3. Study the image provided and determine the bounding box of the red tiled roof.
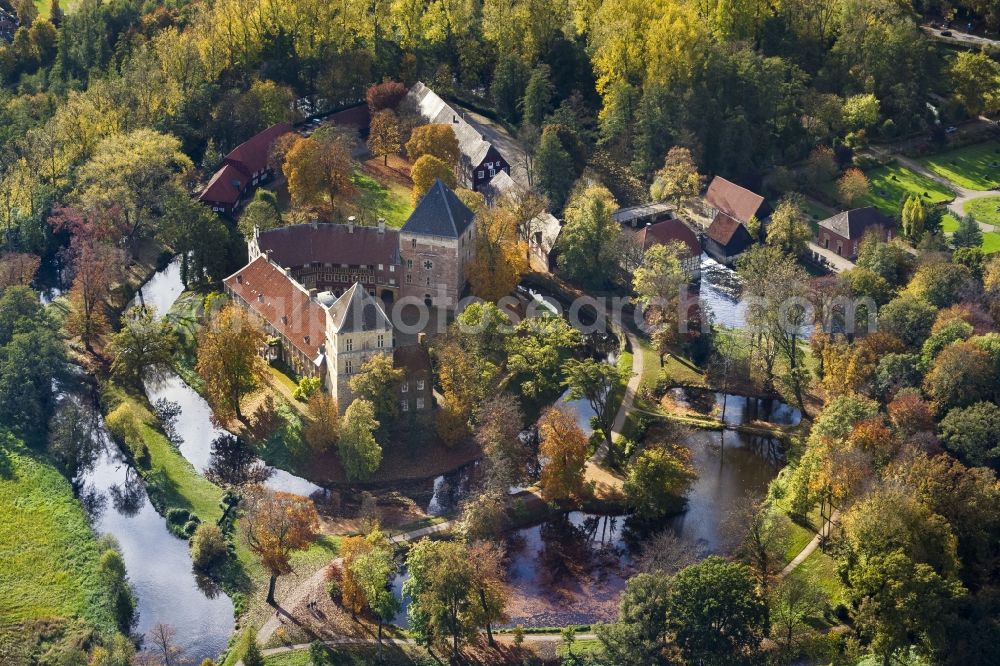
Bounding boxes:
[707,212,748,246]
[257,223,400,268]
[199,163,247,206]
[636,219,700,258]
[705,176,767,223]
[223,256,327,362]
[224,122,293,177]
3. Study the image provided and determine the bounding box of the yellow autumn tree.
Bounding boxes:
[405,123,460,166]
[410,154,457,203]
[538,405,589,501]
[467,205,528,303]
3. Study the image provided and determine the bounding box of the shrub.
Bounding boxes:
[183,518,201,536]
[293,376,321,401]
[190,523,228,570]
[166,508,190,526]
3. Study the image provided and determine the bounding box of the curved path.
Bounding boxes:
[779,510,840,578]
[260,632,600,658]
[255,519,453,647]
[894,154,998,233]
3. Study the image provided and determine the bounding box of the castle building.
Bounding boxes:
[223,178,477,410]
[399,178,476,309]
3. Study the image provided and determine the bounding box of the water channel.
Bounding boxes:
[54,256,328,661]
[62,385,234,663]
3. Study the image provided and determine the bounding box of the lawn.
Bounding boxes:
[919,141,1000,191]
[942,207,1000,254]
[965,195,1000,228]
[0,435,117,645]
[860,165,955,216]
[348,157,415,228]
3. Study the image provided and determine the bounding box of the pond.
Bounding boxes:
[390,511,631,629]
[131,258,323,498]
[62,390,234,663]
[667,388,802,426]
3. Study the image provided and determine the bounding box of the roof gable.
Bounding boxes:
[707,212,752,246]
[637,219,701,258]
[402,179,476,238]
[199,163,248,205]
[818,207,891,240]
[222,256,327,362]
[705,176,768,223]
[408,82,501,168]
[327,282,393,334]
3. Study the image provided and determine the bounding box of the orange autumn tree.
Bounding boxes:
[240,486,320,605]
[283,129,355,215]
[196,304,268,422]
[537,405,589,501]
[466,205,528,303]
[368,109,401,166]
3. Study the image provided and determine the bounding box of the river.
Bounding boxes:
[61,255,329,662]
[61,387,234,663]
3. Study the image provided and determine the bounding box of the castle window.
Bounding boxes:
[401,381,408,393]
[401,399,409,412]
[345,359,353,374]
[407,259,413,269]
[346,338,353,351]
[426,277,431,286]
[416,398,425,410]
[411,238,416,248]
[378,264,383,270]
[478,170,484,179]
[390,265,395,272]
[417,380,425,391]
[406,274,412,284]
[377,334,384,348]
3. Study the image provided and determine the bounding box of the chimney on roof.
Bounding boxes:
[308,288,317,297]
[377,218,385,234]
[257,293,264,303]
[452,114,457,123]
[347,216,356,233]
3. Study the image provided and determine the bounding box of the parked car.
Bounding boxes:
[945,126,958,134]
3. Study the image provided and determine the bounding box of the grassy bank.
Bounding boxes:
[0,433,118,660]
[101,383,224,523]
